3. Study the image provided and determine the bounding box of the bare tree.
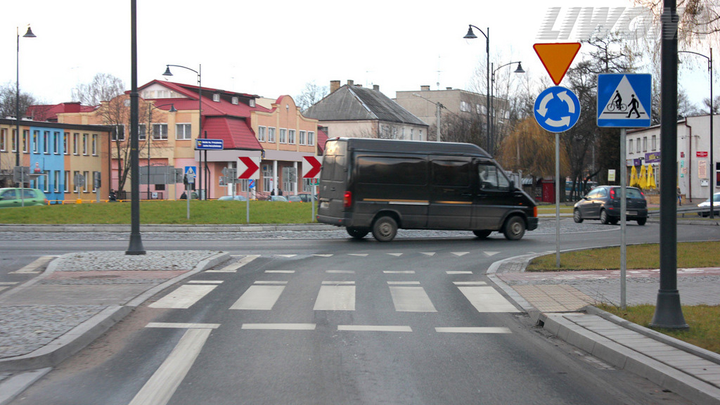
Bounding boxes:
[632,0,720,47]
[295,81,328,112]
[0,82,38,119]
[72,73,125,106]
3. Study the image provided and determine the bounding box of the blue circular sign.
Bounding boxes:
[533,86,581,133]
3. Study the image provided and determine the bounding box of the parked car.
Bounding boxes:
[268,196,289,202]
[698,192,720,217]
[0,188,48,208]
[573,186,648,225]
[217,195,248,202]
[288,194,317,203]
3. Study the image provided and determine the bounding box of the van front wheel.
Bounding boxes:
[372,216,398,242]
[503,216,525,240]
[347,227,369,239]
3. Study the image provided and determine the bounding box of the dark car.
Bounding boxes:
[289,193,316,203]
[573,186,648,225]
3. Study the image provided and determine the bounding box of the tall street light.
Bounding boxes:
[15,25,36,185]
[679,49,714,219]
[163,64,203,199]
[146,103,176,200]
[127,0,145,255]
[464,24,490,153]
[491,61,524,154]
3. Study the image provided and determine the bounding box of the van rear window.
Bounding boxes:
[356,156,426,185]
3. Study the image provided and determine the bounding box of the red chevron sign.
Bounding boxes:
[302,156,323,178]
[237,157,260,179]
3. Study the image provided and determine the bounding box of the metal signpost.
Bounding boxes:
[185,166,196,219]
[597,73,652,310]
[302,156,323,221]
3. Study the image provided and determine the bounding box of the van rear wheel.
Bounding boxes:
[347,227,369,239]
[503,216,525,240]
[372,216,398,242]
[473,230,492,239]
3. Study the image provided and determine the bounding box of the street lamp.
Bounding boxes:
[464,24,491,153]
[127,0,145,255]
[413,93,444,142]
[163,64,203,199]
[14,25,36,185]
[679,49,714,219]
[491,61,524,154]
[146,103,176,200]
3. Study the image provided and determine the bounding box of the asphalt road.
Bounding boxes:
[4,219,717,404]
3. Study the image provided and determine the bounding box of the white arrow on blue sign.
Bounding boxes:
[184,166,196,184]
[534,86,581,133]
[597,73,652,128]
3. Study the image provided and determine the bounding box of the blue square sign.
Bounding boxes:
[597,74,652,128]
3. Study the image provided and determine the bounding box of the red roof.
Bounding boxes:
[203,116,262,150]
[26,102,96,122]
[317,128,329,153]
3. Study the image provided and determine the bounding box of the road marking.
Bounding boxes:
[387,253,403,257]
[230,284,286,310]
[187,280,223,284]
[387,281,421,285]
[254,281,288,285]
[484,251,500,257]
[0,287,7,293]
[383,271,415,274]
[242,323,316,330]
[338,325,413,332]
[0,282,19,286]
[275,254,297,258]
[129,328,212,405]
[435,327,512,334]
[348,253,368,257]
[313,254,334,257]
[145,322,220,329]
[314,283,355,310]
[9,255,56,274]
[458,286,518,312]
[207,255,258,273]
[446,271,473,275]
[453,281,487,286]
[451,252,470,257]
[326,270,355,274]
[420,252,436,256]
[389,286,437,312]
[149,285,217,309]
[265,270,295,274]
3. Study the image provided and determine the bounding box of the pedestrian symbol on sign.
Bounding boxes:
[597,74,652,128]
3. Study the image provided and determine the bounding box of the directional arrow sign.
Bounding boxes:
[237,157,260,179]
[534,86,581,133]
[302,156,323,178]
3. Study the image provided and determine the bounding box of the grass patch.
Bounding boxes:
[527,241,720,271]
[0,200,317,225]
[598,304,720,354]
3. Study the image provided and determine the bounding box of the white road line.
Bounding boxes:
[458,286,518,312]
[275,254,297,258]
[435,327,512,334]
[9,256,56,274]
[242,323,316,330]
[419,252,436,256]
[313,254,334,257]
[146,322,220,329]
[484,251,500,257]
[338,325,413,332]
[149,285,217,309]
[387,281,421,285]
[209,255,259,273]
[187,280,223,284]
[321,281,355,285]
[384,271,415,274]
[451,252,470,257]
[230,285,285,310]
[389,286,437,312]
[387,253,403,257]
[446,271,473,275]
[314,284,355,310]
[0,287,7,293]
[348,253,368,257]
[453,281,487,286]
[128,328,212,405]
[265,270,295,274]
[0,282,19,286]
[326,270,355,274]
[254,281,288,285]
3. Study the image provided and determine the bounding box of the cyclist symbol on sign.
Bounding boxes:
[608,90,626,112]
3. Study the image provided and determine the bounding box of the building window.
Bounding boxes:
[642,136,647,152]
[33,130,39,153]
[112,125,125,141]
[232,96,239,105]
[64,171,70,192]
[636,137,640,153]
[54,171,60,193]
[299,130,306,145]
[0,128,5,151]
[629,139,633,154]
[460,101,471,112]
[262,165,273,192]
[11,129,17,152]
[73,133,79,155]
[268,127,276,143]
[652,135,657,151]
[73,170,80,192]
[279,129,287,144]
[43,131,50,154]
[258,126,266,142]
[83,134,89,155]
[138,124,147,141]
[176,124,192,140]
[54,132,60,154]
[288,129,296,144]
[63,132,69,155]
[92,134,98,155]
[43,170,50,193]
[84,171,90,192]
[213,94,220,102]
[152,124,168,140]
[23,130,29,153]
[308,131,315,146]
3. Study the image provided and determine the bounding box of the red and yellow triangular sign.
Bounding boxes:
[533,43,581,85]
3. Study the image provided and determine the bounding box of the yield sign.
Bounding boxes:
[533,43,581,85]
[237,157,260,179]
[302,156,323,178]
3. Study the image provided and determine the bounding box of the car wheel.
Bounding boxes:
[573,209,583,223]
[600,209,610,224]
[637,218,647,226]
[609,218,619,225]
[473,230,492,239]
[346,227,369,239]
[372,216,398,242]
[503,216,525,241]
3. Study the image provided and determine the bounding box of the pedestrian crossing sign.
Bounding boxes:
[597,73,652,128]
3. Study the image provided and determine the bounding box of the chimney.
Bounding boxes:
[373,84,380,91]
[330,80,341,93]
[420,85,430,91]
[347,79,354,86]
[446,87,453,90]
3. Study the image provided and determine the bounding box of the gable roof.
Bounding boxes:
[26,102,97,122]
[304,85,427,126]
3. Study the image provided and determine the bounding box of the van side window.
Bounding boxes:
[432,160,470,187]
[478,164,509,191]
[320,156,335,180]
[357,156,426,185]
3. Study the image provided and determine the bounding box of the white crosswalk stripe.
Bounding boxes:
[230,282,287,310]
[149,285,217,309]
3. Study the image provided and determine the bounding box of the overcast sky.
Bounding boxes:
[2,0,713,108]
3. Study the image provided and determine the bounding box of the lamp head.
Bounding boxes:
[23,26,36,38]
[169,104,177,113]
[514,62,525,74]
[464,26,477,40]
[162,66,173,76]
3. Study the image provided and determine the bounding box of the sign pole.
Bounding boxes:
[555,132,561,268]
[246,184,250,224]
[620,128,627,310]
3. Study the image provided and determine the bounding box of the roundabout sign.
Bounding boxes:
[533,86,581,133]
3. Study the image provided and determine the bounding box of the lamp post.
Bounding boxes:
[412,93,444,142]
[127,0,145,255]
[464,25,490,153]
[163,64,203,199]
[14,25,36,185]
[146,103,176,200]
[679,49,714,219]
[491,61,525,154]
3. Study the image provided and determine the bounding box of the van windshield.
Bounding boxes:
[478,164,509,191]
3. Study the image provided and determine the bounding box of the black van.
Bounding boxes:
[317,138,538,242]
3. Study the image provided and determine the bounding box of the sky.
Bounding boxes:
[2,0,715,109]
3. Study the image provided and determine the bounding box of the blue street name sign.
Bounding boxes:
[195,139,224,150]
[534,86,581,133]
[597,73,652,128]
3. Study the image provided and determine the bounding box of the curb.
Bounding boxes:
[0,251,230,373]
[0,224,338,233]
